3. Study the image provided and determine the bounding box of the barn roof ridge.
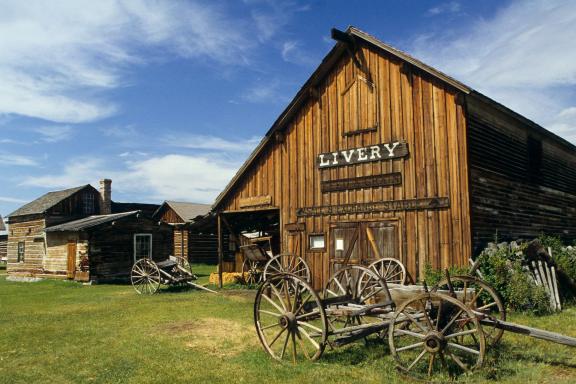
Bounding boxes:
[44,210,140,232]
[154,201,211,223]
[8,184,94,219]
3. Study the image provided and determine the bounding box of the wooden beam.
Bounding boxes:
[217,213,223,289]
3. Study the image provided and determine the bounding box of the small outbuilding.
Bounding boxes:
[153,201,218,264]
[0,215,7,263]
[6,179,170,281]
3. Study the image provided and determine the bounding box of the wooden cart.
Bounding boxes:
[241,244,311,285]
[131,256,216,295]
[253,260,576,381]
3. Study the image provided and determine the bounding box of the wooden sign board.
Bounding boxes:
[321,173,402,193]
[296,197,449,217]
[284,222,306,232]
[316,140,408,169]
[239,195,272,209]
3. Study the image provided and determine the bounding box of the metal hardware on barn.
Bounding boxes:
[253,257,576,381]
[130,255,216,295]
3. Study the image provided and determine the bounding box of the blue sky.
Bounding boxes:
[1,0,575,217]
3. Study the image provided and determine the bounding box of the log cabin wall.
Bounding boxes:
[217,41,471,287]
[467,97,576,253]
[88,217,172,281]
[6,218,47,276]
[45,189,101,226]
[0,235,7,261]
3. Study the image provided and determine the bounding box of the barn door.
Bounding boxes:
[285,229,303,257]
[67,241,77,279]
[364,221,398,265]
[329,222,361,275]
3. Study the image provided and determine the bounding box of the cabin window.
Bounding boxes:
[83,193,95,214]
[134,234,152,261]
[17,241,25,262]
[308,234,325,251]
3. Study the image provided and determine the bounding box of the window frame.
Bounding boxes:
[17,241,25,262]
[308,233,326,252]
[82,193,95,214]
[133,233,153,262]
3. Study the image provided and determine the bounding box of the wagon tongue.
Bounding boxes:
[479,316,576,347]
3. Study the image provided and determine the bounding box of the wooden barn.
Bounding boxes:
[212,27,576,288]
[0,215,7,263]
[153,201,219,264]
[6,179,171,281]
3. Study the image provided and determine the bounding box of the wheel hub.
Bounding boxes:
[424,331,446,353]
[279,312,297,331]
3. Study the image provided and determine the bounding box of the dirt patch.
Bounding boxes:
[164,318,258,358]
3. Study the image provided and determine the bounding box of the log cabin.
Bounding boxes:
[153,201,218,264]
[6,179,171,281]
[212,27,576,288]
[0,215,7,263]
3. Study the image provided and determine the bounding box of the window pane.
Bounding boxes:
[309,235,325,250]
[134,235,152,260]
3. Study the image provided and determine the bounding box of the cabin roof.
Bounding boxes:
[154,201,211,222]
[112,202,160,217]
[8,185,93,218]
[0,214,6,232]
[44,211,140,232]
[211,26,576,210]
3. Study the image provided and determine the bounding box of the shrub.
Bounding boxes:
[538,234,576,284]
[476,244,551,315]
[422,263,470,287]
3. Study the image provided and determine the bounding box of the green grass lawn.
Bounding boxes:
[1,267,575,384]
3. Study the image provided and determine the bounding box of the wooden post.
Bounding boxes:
[217,212,223,289]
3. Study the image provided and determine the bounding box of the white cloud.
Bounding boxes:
[281,40,316,66]
[0,196,28,204]
[163,134,261,152]
[0,152,38,166]
[33,125,73,143]
[240,80,289,104]
[427,1,461,16]
[0,0,254,124]
[411,0,576,144]
[19,153,243,204]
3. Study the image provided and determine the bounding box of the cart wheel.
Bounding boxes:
[435,275,505,347]
[368,258,406,285]
[243,258,263,285]
[254,273,327,363]
[324,266,391,331]
[263,253,311,283]
[389,292,486,381]
[131,258,161,295]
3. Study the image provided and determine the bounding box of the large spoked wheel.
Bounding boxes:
[435,275,505,347]
[389,292,486,382]
[171,256,195,285]
[324,266,391,331]
[131,258,161,295]
[368,258,406,285]
[254,274,328,363]
[242,258,263,285]
[263,253,311,283]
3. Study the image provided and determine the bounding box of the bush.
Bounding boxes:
[476,243,551,315]
[422,263,470,287]
[538,234,576,284]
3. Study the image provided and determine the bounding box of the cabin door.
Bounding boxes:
[67,241,77,279]
[285,228,303,257]
[329,221,399,275]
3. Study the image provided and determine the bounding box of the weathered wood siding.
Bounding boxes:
[88,216,172,280]
[45,188,101,225]
[6,219,47,276]
[218,42,471,286]
[0,235,7,260]
[189,233,218,264]
[467,97,576,252]
[157,206,184,224]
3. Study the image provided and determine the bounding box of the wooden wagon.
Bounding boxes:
[253,258,576,381]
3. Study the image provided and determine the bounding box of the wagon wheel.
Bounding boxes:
[389,292,486,382]
[171,256,195,286]
[324,266,390,332]
[263,253,311,283]
[242,258,263,286]
[254,273,327,363]
[435,275,506,347]
[131,258,161,295]
[368,258,406,285]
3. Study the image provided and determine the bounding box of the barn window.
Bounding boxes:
[308,234,325,251]
[17,241,25,262]
[83,193,95,214]
[340,71,379,136]
[134,234,152,261]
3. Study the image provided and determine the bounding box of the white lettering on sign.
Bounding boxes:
[316,141,408,169]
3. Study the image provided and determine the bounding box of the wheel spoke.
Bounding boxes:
[260,322,280,331]
[280,330,290,359]
[298,326,320,349]
[406,349,427,371]
[445,328,479,339]
[261,291,285,314]
[448,352,470,372]
[477,301,497,311]
[297,320,323,333]
[394,328,426,339]
[428,353,436,377]
[295,331,311,360]
[447,342,480,355]
[396,341,424,352]
[268,327,286,348]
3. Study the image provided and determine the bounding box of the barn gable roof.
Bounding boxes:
[44,211,140,232]
[154,201,211,223]
[212,26,576,210]
[8,185,95,218]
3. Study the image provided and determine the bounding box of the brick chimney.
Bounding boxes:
[99,179,112,215]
